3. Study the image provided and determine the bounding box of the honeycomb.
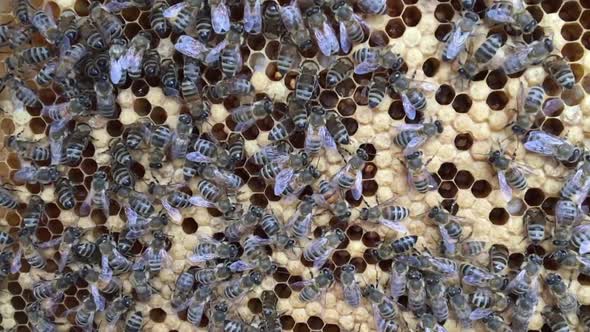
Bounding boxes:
[0,0,590,330]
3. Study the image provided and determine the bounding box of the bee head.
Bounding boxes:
[545,272,561,285]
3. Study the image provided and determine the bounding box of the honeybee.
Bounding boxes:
[525,130,584,165]
[305,105,337,156]
[501,36,553,74]
[280,1,313,51]
[208,77,253,99]
[188,235,240,263]
[293,268,334,302]
[403,151,437,193]
[356,0,386,15]
[560,158,590,206]
[305,6,339,56]
[360,197,410,232]
[6,134,50,161]
[31,6,61,44]
[295,61,320,102]
[160,58,180,97]
[62,123,93,165]
[13,165,60,185]
[89,3,123,42]
[510,83,553,136]
[35,60,58,86]
[205,23,243,76]
[209,0,230,34]
[170,270,195,310]
[485,0,538,34]
[170,114,193,160]
[544,54,576,89]
[7,75,40,107]
[25,302,58,332]
[121,34,150,80]
[389,71,437,120]
[13,228,45,272]
[542,306,571,332]
[222,270,263,300]
[339,263,361,307]
[326,57,354,88]
[261,150,310,193]
[333,1,367,53]
[164,0,205,32]
[187,285,213,326]
[80,170,110,217]
[230,98,273,132]
[244,0,262,34]
[368,76,388,109]
[303,228,346,268]
[545,273,578,316]
[151,0,170,36]
[457,33,504,85]
[393,120,443,155]
[281,164,321,199]
[276,38,301,75]
[442,11,479,62]
[333,147,369,200]
[351,46,404,74]
[105,295,134,327]
[488,148,533,200]
[263,0,285,38]
[362,284,402,323]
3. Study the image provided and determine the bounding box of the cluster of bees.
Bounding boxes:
[0,0,588,331]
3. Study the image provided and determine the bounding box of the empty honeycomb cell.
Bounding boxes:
[336,98,356,117]
[561,23,583,41]
[369,31,390,47]
[385,18,406,39]
[133,98,151,116]
[387,0,405,16]
[434,24,452,42]
[559,1,582,21]
[571,63,585,82]
[334,79,356,98]
[45,202,60,219]
[6,211,20,226]
[11,296,26,310]
[435,84,455,105]
[541,0,563,13]
[289,131,306,149]
[422,58,440,78]
[281,316,296,330]
[150,106,168,124]
[48,219,63,234]
[486,91,509,110]
[8,282,22,295]
[489,207,509,225]
[25,182,41,194]
[247,298,262,314]
[122,7,140,21]
[438,181,458,198]
[323,324,340,332]
[363,162,378,178]
[524,188,545,206]
[320,91,339,109]
[74,0,89,16]
[181,217,198,234]
[362,180,379,196]
[149,308,167,323]
[131,80,149,97]
[68,168,84,184]
[508,252,525,269]
[331,250,351,266]
[29,117,46,134]
[247,35,266,51]
[485,70,508,90]
[106,120,124,137]
[543,76,562,96]
[353,86,370,107]
[527,5,544,23]
[1,118,15,134]
[471,179,492,198]
[362,231,381,247]
[562,42,584,61]
[7,153,21,169]
[582,32,590,51]
[454,133,473,150]
[265,41,280,60]
[250,193,269,207]
[307,316,325,330]
[80,159,97,175]
[541,196,559,215]
[507,198,527,216]
[583,0,590,8]
[579,274,590,286]
[434,3,454,22]
[438,162,458,180]
[14,311,27,325]
[452,94,472,113]
[561,85,584,106]
[385,101,405,119]
[124,22,142,39]
[402,6,421,26]
[454,170,474,189]
[38,88,56,106]
[541,118,564,135]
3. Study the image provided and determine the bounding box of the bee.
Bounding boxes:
[442,11,479,62]
[560,159,590,206]
[548,249,590,274]
[7,76,40,107]
[7,26,32,50]
[545,273,578,316]
[20,195,45,233]
[62,123,93,165]
[305,105,337,156]
[510,84,551,136]
[524,207,547,244]
[287,96,308,131]
[14,0,32,24]
[333,147,368,200]
[223,270,263,300]
[187,285,213,326]
[243,0,262,34]
[108,37,128,84]
[98,234,133,276]
[122,34,150,80]
[425,275,449,323]
[130,261,155,302]
[305,6,339,56]
[0,231,14,247]
[337,264,361,307]
[324,112,350,147]
[194,264,232,284]
[94,79,117,119]
[357,0,386,14]
[74,296,98,328]
[263,0,285,38]
[488,148,531,200]
[0,185,18,209]
[389,71,437,120]
[207,24,243,76]
[352,46,404,75]
[6,135,50,161]
[542,306,571,332]
[227,133,245,164]
[482,313,511,332]
[417,314,446,332]
[505,254,543,295]
[276,40,301,75]
[89,3,123,40]
[147,123,173,169]
[280,1,313,51]
[326,57,353,88]
[169,114,193,160]
[362,284,401,321]
[80,170,110,217]
[194,14,213,42]
[303,229,346,268]
[407,269,427,316]
[42,226,83,272]
[160,59,179,97]
[55,43,89,80]
[13,165,60,185]
[404,151,437,193]
[570,224,590,254]
[209,0,230,34]
[502,36,553,74]
[105,295,134,327]
[80,18,107,49]
[489,244,509,274]
[142,231,171,274]
[35,61,58,86]
[524,130,584,164]
[294,268,334,302]
[360,197,410,232]
[282,165,321,199]
[230,98,273,132]
[555,199,583,236]
[260,290,281,332]
[252,141,293,165]
[209,302,229,331]
[208,77,253,99]
[485,0,538,33]
[124,311,144,332]
[109,139,132,166]
[544,54,576,89]
[333,1,367,53]
[579,306,590,330]
[393,120,444,155]
[188,236,240,263]
[468,288,510,320]
[19,46,51,65]
[72,240,100,264]
[286,196,316,239]
[151,0,171,36]
[447,286,473,328]
[57,9,78,42]
[367,75,388,109]
[389,260,408,299]
[225,205,264,241]
[181,73,200,103]
[261,150,310,191]
[12,228,45,272]
[25,302,57,332]
[142,49,160,78]
[31,7,61,44]
[33,271,78,302]
[171,270,196,310]
[124,121,148,150]
[0,251,13,280]
[295,61,320,102]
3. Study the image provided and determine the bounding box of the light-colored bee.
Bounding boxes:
[25,302,57,332]
[362,284,401,323]
[544,54,576,89]
[208,77,253,99]
[120,34,150,80]
[194,263,232,285]
[160,58,180,97]
[442,11,479,62]
[524,130,584,164]
[293,268,334,302]
[481,313,511,332]
[89,3,123,42]
[510,83,551,136]
[485,0,538,33]
[333,147,368,200]
[280,1,313,51]
[188,235,240,264]
[505,254,543,295]
[80,170,110,217]
[403,151,437,193]
[12,228,45,273]
[524,207,547,244]
[333,1,367,53]
[208,301,229,331]
[457,33,504,86]
[295,61,320,102]
[306,6,341,56]
[340,264,361,307]
[223,270,263,300]
[128,261,155,302]
[357,0,386,14]
[244,0,262,34]
[142,231,171,274]
[230,98,273,132]
[545,273,578,316]
[560,158,590,206]
[468,288,509,320]
[276,38,301,75]
[303,229,346,268]
[501,36,553,74]
[187,285,213,326]
[489,244,509,274]
[0,184,18,210]
[224,205,264,241]
[74,296,98,328]
[368,75,388,109]
[13,165,60,185]
[31,6,61,44]
[542,306,571,332]
[163,0,202,33]
[360,197,410,232]
[352,46,404,74]
[488,148,532,201]
[393,120,443,155]
[389,260,408,299]
[6,135,50,161]
[389,71,437,120]
[417,313,447,332]
[209,0,230,34]
[105,295,134,327]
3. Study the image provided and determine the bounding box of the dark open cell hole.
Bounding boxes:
[435,24,452,42]
[438,162,458,180]
[562,42,584,61]
[337,98,357,116]
[124,23,142,39]
[489,207,509,225]
[122,6,140,21]
[578,274,590,286]
[335,79,356,98]
[422,58,440,77]
[250,193,268,207]
[248,176,267,192]
[182,218,198,234]
[294,322,310,332]
[332,250,351,266]
[149,308,166,323]
[452,93,472,113]
[543,75,562,96]
[308,316,324,330]
[561,23,583,41]
[81,159,98,175]
[106,120,124,137]
[541,118,564,136]
[559,1,582,21]
[25,182,41,194]
[435,84,455,105]
[320,90,339,109]
[280,315,295,330]
[362,180,378,196]
[435,3,454,22]
[438,181,458,198]
[486,91,509,110]
[149,106,168,124]
[362,231,381,247]
[385,19,406,38]
[454,133,473,150]
[29,117,46,134]
[369,31,390,47]
[402,6,421,26]
[133,98,151,116]
[247,34,266,51]
[265,62,281,81]
[524,188,545,206]
[582,11,590,29]
[526,244,545,256]
[387,0,405,16]
[247,298,262,314]
[471,179,491,198]
[363,162,378,178]
[347,225,363,240]
[388,100,406,120]
[263,186,282,202]
[455,170,475,189]
[486,69,508,89]
[508,253,525,269]
[541,0,562,13]
[265,40,280,59]
[45,203,60,219]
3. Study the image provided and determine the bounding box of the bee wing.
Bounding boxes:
[338,22,351,54]
[10,249,22,273]
[320,126,337,150]
[469,308,492,321]
[404,136,428,155]
[160,248,173,268]
[175,35,209,59]
[542,98,564,116]
[99,191,110,217]
[438,225,457,255]
[104,1,135,12]
[524,132,562,155]
[189,196,216,209]
[211,2,230,34]
[497,171,512,201]
[80,186,95,216]
[354,58,379,74]
[110,57,124,83]
[185,151,213,163]
[409,80,438,93]
[235,119,257,133]
[90,284,106,311]
[290,280,314,289]
[13,166,35,182]
[401,93,417,120]
[57,248,70,272]
[379,219,408,233]
[351,170,363,200]
[187,253,216,263]
[313,248,333,270]
[244,0,262,34]
[280,4,303,31]
[205,40,228,65]
[161,198,183,224]
[163,2,188,18]
[36,236,63,248]
[229,260,255,272]
[485,7,515,24]
[395,123,425,131]
[372,303,387,332]
[313,23,339,56]
[100,255,113,283]
[274,168,295,196]
[504,269,526,292]
[500,44,532,73]
[577,255,590,270]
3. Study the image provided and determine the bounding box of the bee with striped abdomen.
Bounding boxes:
[33,271,78,303]
[263,0,284,38]
[326,57,353,88]
[352,46,404,74]
[80,170,110,217]
[303,228,346,268]
[393,120,443,155]
[333,147,369,200]
[524,207,547,244]
[142,231,171,274]
[360,197,410,232]
[229,98,273,132]
[333,1,367,53]
[403,151,437,193]
[188,235,240,264]
[388,71,437,120]
[545,272,578,316]
[293,268,334,302]
[295,61,320,102]
[524,130,584,164]
[441,11,479,62]
[280,1,313,52]
[187,285,213,326]
[208,77,253,99]
[544,54,575,89]
[501,36,553,74]
[12,228,46,273]
[13,165,60,185]
[31,6,61,44]
[223,270,263,300]
[74,296,98,328]
[124,311,144,332]
[6,134,50,161]
[105,295,134,327]
[171,270,196,311]
[488,147,533,201]
[485,0,538,33]
[276,39,301,75]
[25,302,58,332]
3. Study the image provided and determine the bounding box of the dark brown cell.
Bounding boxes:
[543,75,562,96]
[583,32,590,51]
[265,62,282,81]
[133,98,151,116]
[320,90,339,109]
[572,63,585,82]
[248,176,266,192]
[527,5,544,23]
[263,186,282,202]
[435,85,455,105]
[581,10,590,28]
[435,3,454,22]
[388,100,406,120]
[247,298,262,314]
[124,22,142,39]
[80,159,97,175]
[486,70,508,90]
[541,0,562,13]
[106,120,124,137]
[362,180,378,196]
[438,162,458,180]
[387,0,405,16]
[149,308,166,323]
[182,218,198,234]
[265,41,280,59]
[402,6,421,26]
[422,58,440,77]
[561,86,584,106]
[247,34,266,51]
[150,106,168,124]
[471,179,492,198]
[337,98,357,116]
[489,207,509,225]
[324,324,341,332]
[307,316,324,330]
[74,0,90,15]
[281,315,296,330]
[68,168,84,184]
[438,181,458,198]
[435,24,452,42]
[122,6,140,21]
[7,282,22,295]
[454,133,473,150]
[562,43,584,62]
[455,170,475,189]
[362,231,381,247]
[486,91,509,110]
[541,118,564,136]
[524,188,545,206]
[335,79,356,98]
[369,31,390,47]
[250,193,268,208]
[583,0,590,8]
[332,250,351,266]
[385,19,406,38]
[452,94,472,113]
[559,1,582,21]
[508,253,525,269]
[561,23,583,41]
[29,117,46,134]
[578,274,590,286]
[25,182,41,194]
[284,72,298,91]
